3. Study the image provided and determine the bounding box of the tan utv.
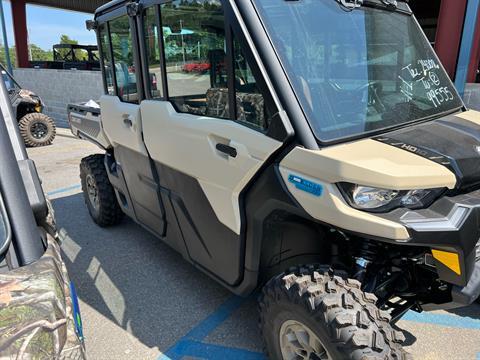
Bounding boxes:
[68,0,480,358]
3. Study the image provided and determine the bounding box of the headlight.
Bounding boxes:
[338,183,445,213]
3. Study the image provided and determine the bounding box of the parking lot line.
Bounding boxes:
[179,295,246,341]
[47,184,81,196]
[163,340,265,360]
[403,311,480,330]
[159,295,250,359]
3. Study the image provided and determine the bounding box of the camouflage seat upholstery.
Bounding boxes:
[206,88,234,119]
[206,88,266,128]
[181,103,207,116]
[236,92,265,128]
[177,88,266,128]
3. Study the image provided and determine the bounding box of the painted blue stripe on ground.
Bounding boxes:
[160,339,265,360]
[403,311,480,330]
[182,295,245,341]
[477,352,480,360]
[47,184,81,196]
[158,295,247,359]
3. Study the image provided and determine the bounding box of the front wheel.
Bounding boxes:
[259,265,411,360]
[19,112,56,147]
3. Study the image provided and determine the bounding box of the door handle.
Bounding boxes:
[122,114,133,127]
[216,143,237,158]
[123,118,133,127]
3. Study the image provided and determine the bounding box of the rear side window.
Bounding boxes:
[144,6,163,99]
[109,15,139,103]
[160,0,230,119]
[98,24,114,95]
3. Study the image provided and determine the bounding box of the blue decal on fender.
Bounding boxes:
[288,174,323,197]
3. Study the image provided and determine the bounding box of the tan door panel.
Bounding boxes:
[100,95,147,155]
[141,100,281,234]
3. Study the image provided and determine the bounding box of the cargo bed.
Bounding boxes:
[68,102,111,149]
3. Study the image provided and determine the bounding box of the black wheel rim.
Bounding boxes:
[30,121,49,139]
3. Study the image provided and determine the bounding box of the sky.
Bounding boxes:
[1,0,96,51]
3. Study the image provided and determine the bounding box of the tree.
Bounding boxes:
[60,34,78,46]
[29,44,53,62]
[0,43,55,67]
[0,46,17,68]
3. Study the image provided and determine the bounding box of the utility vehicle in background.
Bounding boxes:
[31,44,101,71]
[1,64,56,147]
[0,70,85,358]
[69,0,480,358]
[52,44,101,71]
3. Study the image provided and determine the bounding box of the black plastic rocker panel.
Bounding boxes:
[113,146,167,236]
[154,162,244,287]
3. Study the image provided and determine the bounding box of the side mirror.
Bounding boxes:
[0,193,12,257]
[86,20,98,31]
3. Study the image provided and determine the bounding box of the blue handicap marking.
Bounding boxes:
[159,295,262,360]
[47,184,81,196]
[403,311,480,330]
[178,296,245,342]
[162,340,265,360]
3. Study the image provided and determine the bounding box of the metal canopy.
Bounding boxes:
[25,0,109,13]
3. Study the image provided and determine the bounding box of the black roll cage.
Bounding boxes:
[52,44,99,62]
[0,74,46,268]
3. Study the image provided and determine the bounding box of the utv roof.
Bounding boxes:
[53,44,98,50]
[95,0,135,18]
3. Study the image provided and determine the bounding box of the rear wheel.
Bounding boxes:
[80,154,124,227]
[259,265,411,360]
[19,112,56,147]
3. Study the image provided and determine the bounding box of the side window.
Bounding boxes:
[109,15,139,103]
[160,0,230,119]
[98,24,114,95]
[144,6,163,99]
[233,38,270,130]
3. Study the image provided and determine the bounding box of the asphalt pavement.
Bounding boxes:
[27,128,480,360]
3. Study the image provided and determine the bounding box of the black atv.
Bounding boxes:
[1,64,56,147]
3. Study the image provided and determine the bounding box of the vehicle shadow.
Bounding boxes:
[446,302,480,320]
[394,325,417,347]
[52,193,262,355]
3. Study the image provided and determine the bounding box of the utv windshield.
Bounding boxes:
[253,0,464,142]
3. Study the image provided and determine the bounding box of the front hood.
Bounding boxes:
[374,110,480,192]
[18,89,41,105]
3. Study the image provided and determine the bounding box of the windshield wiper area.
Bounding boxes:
[336,0,363,10]
[335,0,401,11]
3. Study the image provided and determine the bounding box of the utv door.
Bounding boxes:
[97,11,166,236]
[139,0,286,285]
